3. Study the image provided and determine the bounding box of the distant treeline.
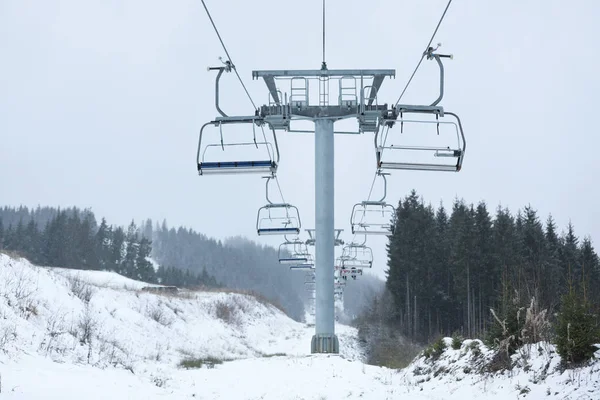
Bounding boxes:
[382,191,600,342]
[0,206,218,288]
[147,223,310,321]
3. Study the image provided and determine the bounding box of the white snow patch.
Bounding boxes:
[1,253,599,399]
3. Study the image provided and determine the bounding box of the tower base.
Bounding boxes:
[311,334,339,354]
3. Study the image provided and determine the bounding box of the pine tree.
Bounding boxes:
[0,218,4,249]
[448,199,476,337]
[135,237,156,282]
[95,218,111,270]
[78,212,98,269]
[544,215,563,311]
[43,211,69,267]
[520,205,547,301]
[555,284,600,365]
[580,237,600,306]
[123,221,139,278]
[473,201,495,336]
[109,226,125,272]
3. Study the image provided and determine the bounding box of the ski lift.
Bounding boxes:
[289,263,314,271]
[278,237,310,264]
[197,116,280,175]
[350,173,395,235]
[340,241,373,268]
[376,112,465,172]
[257,177,301,236]
[376,44,466,172]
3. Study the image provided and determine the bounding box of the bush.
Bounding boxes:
[555,290,600,366]
[486,289,526,355]
[179,356,224,369]
[451,331,463,350]
[424,337,446,360]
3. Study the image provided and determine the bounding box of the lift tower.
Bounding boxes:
[252,67,395,353]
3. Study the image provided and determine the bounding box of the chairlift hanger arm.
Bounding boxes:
[424,45,453,107]
[207,59,234,118]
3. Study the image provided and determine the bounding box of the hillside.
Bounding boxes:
[1,253,599,399]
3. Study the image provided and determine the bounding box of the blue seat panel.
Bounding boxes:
[199,160,275,169]
[279,257,309,263]
[258,227,300,235]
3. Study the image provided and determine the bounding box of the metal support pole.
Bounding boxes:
[311,118,339,354]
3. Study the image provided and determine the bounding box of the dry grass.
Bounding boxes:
[188,286,286,314]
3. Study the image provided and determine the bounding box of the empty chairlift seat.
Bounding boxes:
[278,239,311,264]
[197,116,280,175]
[350,201,395,235]
[376,110,466,172]
[256,203,301,236]
[340,243,373,268]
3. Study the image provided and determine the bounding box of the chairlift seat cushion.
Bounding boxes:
[199,160,276,170]
[258,227,301,235]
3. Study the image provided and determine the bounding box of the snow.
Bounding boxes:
[1,253,599,399]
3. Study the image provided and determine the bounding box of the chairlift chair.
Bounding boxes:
[341,242,373,268]
[278,238,310,264]
[289,264,315,271]
[350,201,395,235]
[197,116,280,175]
[376,112,465,172]
[256,177,302,236]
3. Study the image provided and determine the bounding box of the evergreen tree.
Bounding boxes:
[122,221,139,278]
[562,222,581,287]
[447,199,476,337]
[23,219,40,263]
[77,212,98,269]
[95,218,111,270]
[580,237,600,306]
[135,236,156,282]
[43,211,69,267]
[520,205,547,300]
[109,226,125,272]
[0,218,4,249]
[544,215,563,311]
[555,285,600,365]
[473,201,495,336]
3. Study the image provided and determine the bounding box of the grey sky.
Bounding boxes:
[1,0,599,280]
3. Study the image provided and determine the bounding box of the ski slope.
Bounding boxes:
[0,253,598,399]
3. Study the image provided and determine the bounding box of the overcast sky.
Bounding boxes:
[1,0,599,280]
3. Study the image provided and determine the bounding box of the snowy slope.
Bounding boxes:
[1,253,599,400]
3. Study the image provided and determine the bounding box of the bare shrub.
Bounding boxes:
[215,301,235,324]
[68,274,94,304]
[0,260,39,320]
[179,356,225,369]
[97,335,131,367]
[0,324,17,352]
[39,310,69,355]
[145,301,172,327]
[1,260,37,303]
[191,286,286,314]
[78,305,97,345]
[520,296,550,345]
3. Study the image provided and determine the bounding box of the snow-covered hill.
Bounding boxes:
[1,253,599,399]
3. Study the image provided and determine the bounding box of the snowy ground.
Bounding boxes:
[1,253,599,399]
